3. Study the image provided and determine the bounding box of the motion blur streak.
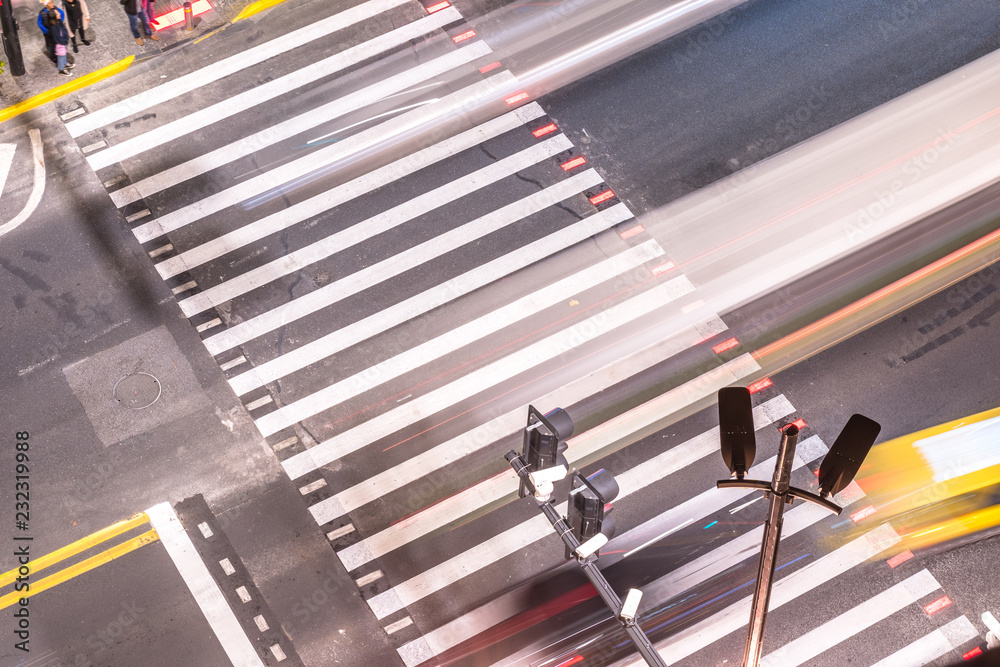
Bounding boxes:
[753,223,1000,375]
[255,0,748,203]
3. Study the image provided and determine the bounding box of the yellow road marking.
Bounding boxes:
[234,0,288,22]
[194,24,228,44]
[0,512,149,587]
[0,57,135,125]
[0,529,159,610]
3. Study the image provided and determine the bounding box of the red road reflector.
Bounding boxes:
[532,123,558,138]
[924,595,952,615]
[712,338,739,354]
[153,0,212,29]
[887,550,914,568]
[505,91,530,105]
[452,29,476,43]
[651,261,675,276]
[426,0,450,12]
[619,224,643,239]
[588,189,614,205]
[850,505,876,523]
[561,156,587,171]
[782,418,808,431]
[479,61,501,74]
[964,647,984,660]
[748,378,773,394]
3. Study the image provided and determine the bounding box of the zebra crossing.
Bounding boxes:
[62,0,986,664]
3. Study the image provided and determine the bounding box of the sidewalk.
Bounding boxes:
[0,0,262,106]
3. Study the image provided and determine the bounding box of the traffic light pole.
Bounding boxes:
[506,451,667,667]
[740,425,797,667]
[1,0,27,77]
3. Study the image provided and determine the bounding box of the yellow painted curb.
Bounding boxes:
[0,56,135,125]
[0,529,159,610]
[234,0,287,22]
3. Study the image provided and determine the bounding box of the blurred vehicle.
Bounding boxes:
[854,405,1000,555]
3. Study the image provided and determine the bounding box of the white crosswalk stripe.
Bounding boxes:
[155,99,543,282]
[355,395,792,612]
[760,570,941,666]
[308,307,724,529]
[179,133,574,319]
[66,4,976,666]
[870,616,979,667]
[86,8,468,172]
[206,168,606,373]
[64,0,414,138]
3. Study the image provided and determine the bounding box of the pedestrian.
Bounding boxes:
[143,0,156,27]
[37,0,62,64]
[63,0,91,53]
[48,9,72,76]
[120,0,159,46]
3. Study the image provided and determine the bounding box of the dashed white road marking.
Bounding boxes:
[145,503,264,667]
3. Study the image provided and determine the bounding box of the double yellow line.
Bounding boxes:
[0,512,159,609]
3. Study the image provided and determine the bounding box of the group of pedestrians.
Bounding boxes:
[36,0,159,77]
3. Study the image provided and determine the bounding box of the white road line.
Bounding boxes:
[253,198,649,433]
[760,570,942,667]
[131,72,512,242]
[65,0,413,138]
[0,144,15,195]
[211,168,603,375]
[232,221,652,401]
[475,440,850,667]
[309,309,723,527]
[869,616,978,667]
[316,311,727,533]
[247,239,647,416]
[229,203,637,396]
[90,9,470,172]
[364,395,787,621]
[310,340,746,533]
[338,393,790,575]
[145,503,265,667]
[0,130,45,238]
[280,276,708,474]
[181,133,574,318]
[619,524,903,666]
[155,94,540,282]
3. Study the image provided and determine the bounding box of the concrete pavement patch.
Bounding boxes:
[62,325,206,446]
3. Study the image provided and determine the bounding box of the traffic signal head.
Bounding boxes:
[818,414,881,498]
[566,468,619,558]
[519,406,574,498]
[719,386,756,479]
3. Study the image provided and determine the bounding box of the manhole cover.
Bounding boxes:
[113,372,161,410]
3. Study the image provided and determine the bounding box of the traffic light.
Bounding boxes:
[818,414,881,498]
[719,386,756,479]
[566,468,619,559]
[519,406,574,498]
